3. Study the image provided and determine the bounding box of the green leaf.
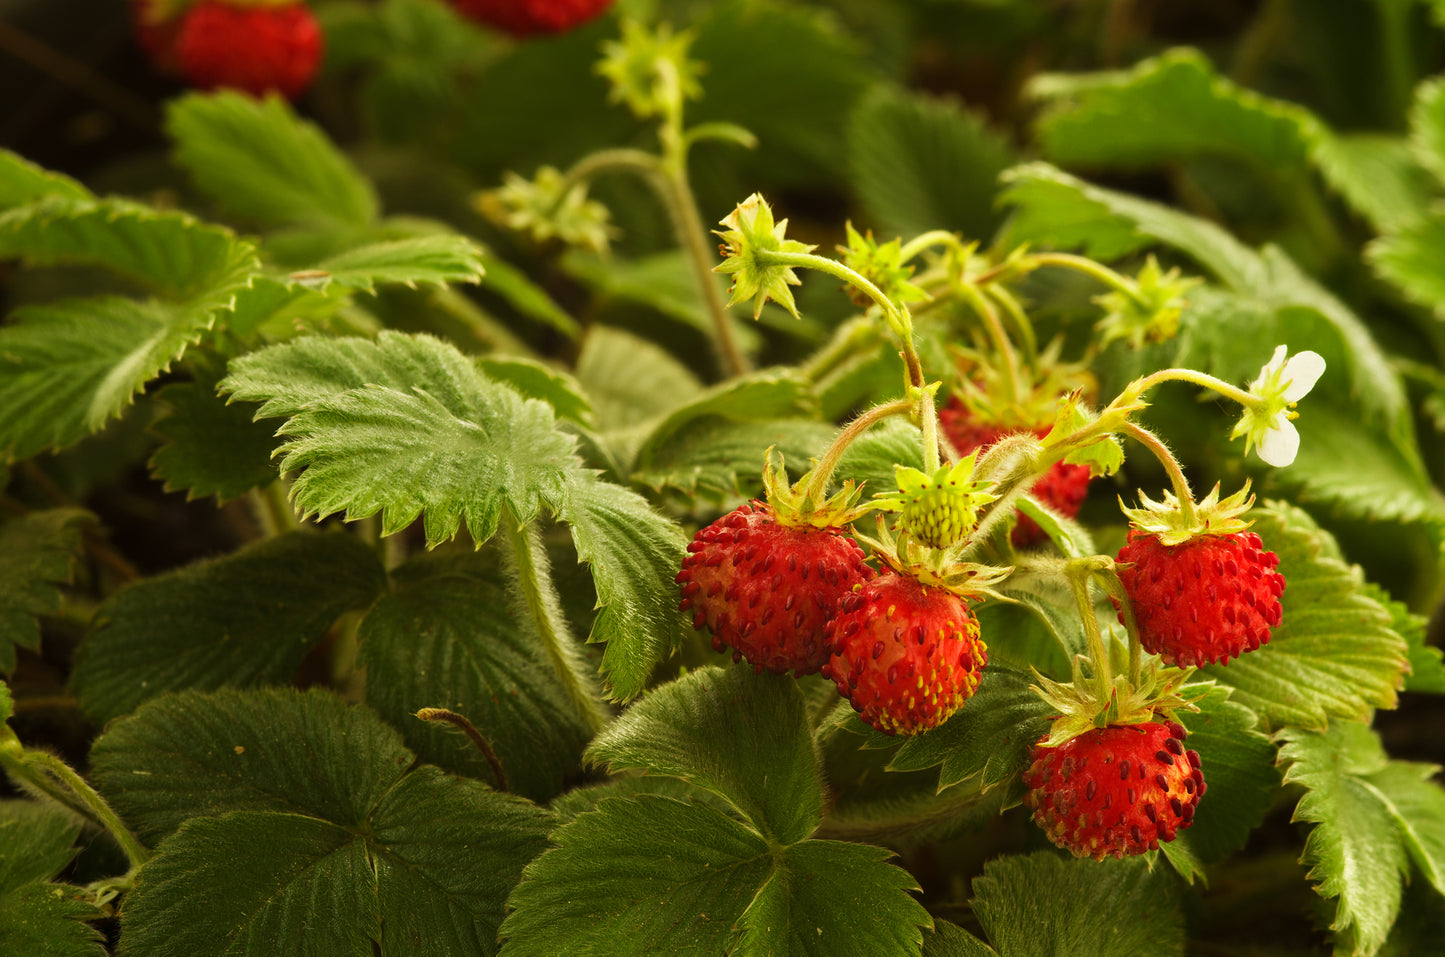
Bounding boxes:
[1278,722,1410,956]
[728,839,929,957]
[1410,76,1445,187]
[586,665,822,843]
[225,276,340,339]
[557,470,688,702]
[887,663,1055,797]
[0,197,259,300]
[1029,49,1317,171]
[108,688,553,957]
[167,91,379,229]
[72,532,386,725]
[1310,133,1435,232]
[835,417,925,493]
[148,364,282,503]
[0,296,215,460]
[476,254,580,340]
[1173,684,1278,863]
[1370,210,1445,319]
[633,418,837,498]
[0,802,104,957]
[1362,582,1445,694]
[356,551,592,800]
[970,852,1183,957]
[222,332,580,546]
[1202,503,1410,731]
[574,325,703,435]
[847,84,1013,241]
[1368,761,1445,900]
[0,509,91,674]
[0,150,91,211]
[303,235,487,293]
[923,921,998,957]
[500,795,928,957]
[477,357,593,426]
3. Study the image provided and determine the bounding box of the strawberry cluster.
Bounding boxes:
[133,0,323,100]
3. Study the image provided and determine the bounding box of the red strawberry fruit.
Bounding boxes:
[448,0,613,36]
[820,570,988,736]
[1116,528,1284,668]
[938,401,1091,547]
[677,500,873,677]
[176,1,323,100]
[1024,720,1203,860]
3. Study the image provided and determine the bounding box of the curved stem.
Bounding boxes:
[1066,563,1113,707]
[897,230,968,264]
[1028,252,1146,305]
[802,399,916,503]
[500,510,608,734]
[658,166,748,377]
[0,749,150,869]
[1120,422,1198,527]
[760,250,913,344]
[416,708,509,792]
[985,285,1040,369]
[556,147,661,194]
[1132,367,1257,409]
[918,388,941,475]
[955,281,1023,406]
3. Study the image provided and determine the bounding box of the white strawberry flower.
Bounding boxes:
[1230,345,1326,467]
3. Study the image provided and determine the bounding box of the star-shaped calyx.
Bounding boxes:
[1031,636,1199,747]
[714,194,816,319]
[1120,483,1253,547]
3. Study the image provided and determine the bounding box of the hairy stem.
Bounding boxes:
[1120,422,1198,528]
[956,281,1023,406]
[0,749,150,869]
[1066,562,1113,708]
[500,510,609,734]
[416,708,509,792]
[802,398,916,503]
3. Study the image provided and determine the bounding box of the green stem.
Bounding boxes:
[955,281,1023,406]
[0,749,150,869]
[556,147,661,194]
[251,478,299,539]
[500,510,608,734]
[918,388,941,475]
[1027,252,1146,304]
[1132,367,1257,409]
[897,229,968,264]
[1066,561,1113,708]
[760,250,914,347]
[985,285,1040,369]
[801,398,915,503]
[1120,422,1198,527]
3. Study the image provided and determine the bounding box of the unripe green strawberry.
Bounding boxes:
[1024,720,1203,860]
[676,501,873,676]
[873,457,996,551]
[1115,529,1284,668]
[820,570,987,736]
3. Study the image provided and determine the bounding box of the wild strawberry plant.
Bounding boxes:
[3,2,1445,955]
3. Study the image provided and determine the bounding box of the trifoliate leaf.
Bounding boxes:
[1172,684,1277,863]
[970,852,1184,957]
[101,688,552,957]
[72,532,386,725]
[1278,722,1410,957]
[90,687,413,844]
[499,795,929,957]
[356,551,592,800]
[0,802,104,957]
[847,85,1013,241]
[557,470,688,702]
[0,197,258,301]
[1202,503,1409,730]
[299,235,487,293]
[0,509,91,674]
[887,663,1055,798]
[167,91,379,229]
[586,665,821,843]
[221,332,579,546]
[0,150,91,211]
[0,296,217,461]
[148,363,282,503]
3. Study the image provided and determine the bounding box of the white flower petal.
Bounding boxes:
[1257,418,1301,468]
[1251,344,1289,391]
[1280,350,1326,402]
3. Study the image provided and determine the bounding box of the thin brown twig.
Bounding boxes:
[415,708,509,792]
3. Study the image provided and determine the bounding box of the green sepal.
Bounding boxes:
[1040,390,1125,477]
[1031,637,1200,748]
[854,513,1013,600]
[1093,254,1201,349]
[760,447,869,529]
[1120,482,1254,546]
[475,167,615,255]
[839,223,929,308]
[595,19,704,120]
[714,193,816,319]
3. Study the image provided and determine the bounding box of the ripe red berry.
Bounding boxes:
[820,570,987,736]
[176,1,323,100]
[938,401,1091,547]
[676,501,873,677]
[1115,529,1284,667]
[1024,720,1204,860]
[447,0,613,36]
